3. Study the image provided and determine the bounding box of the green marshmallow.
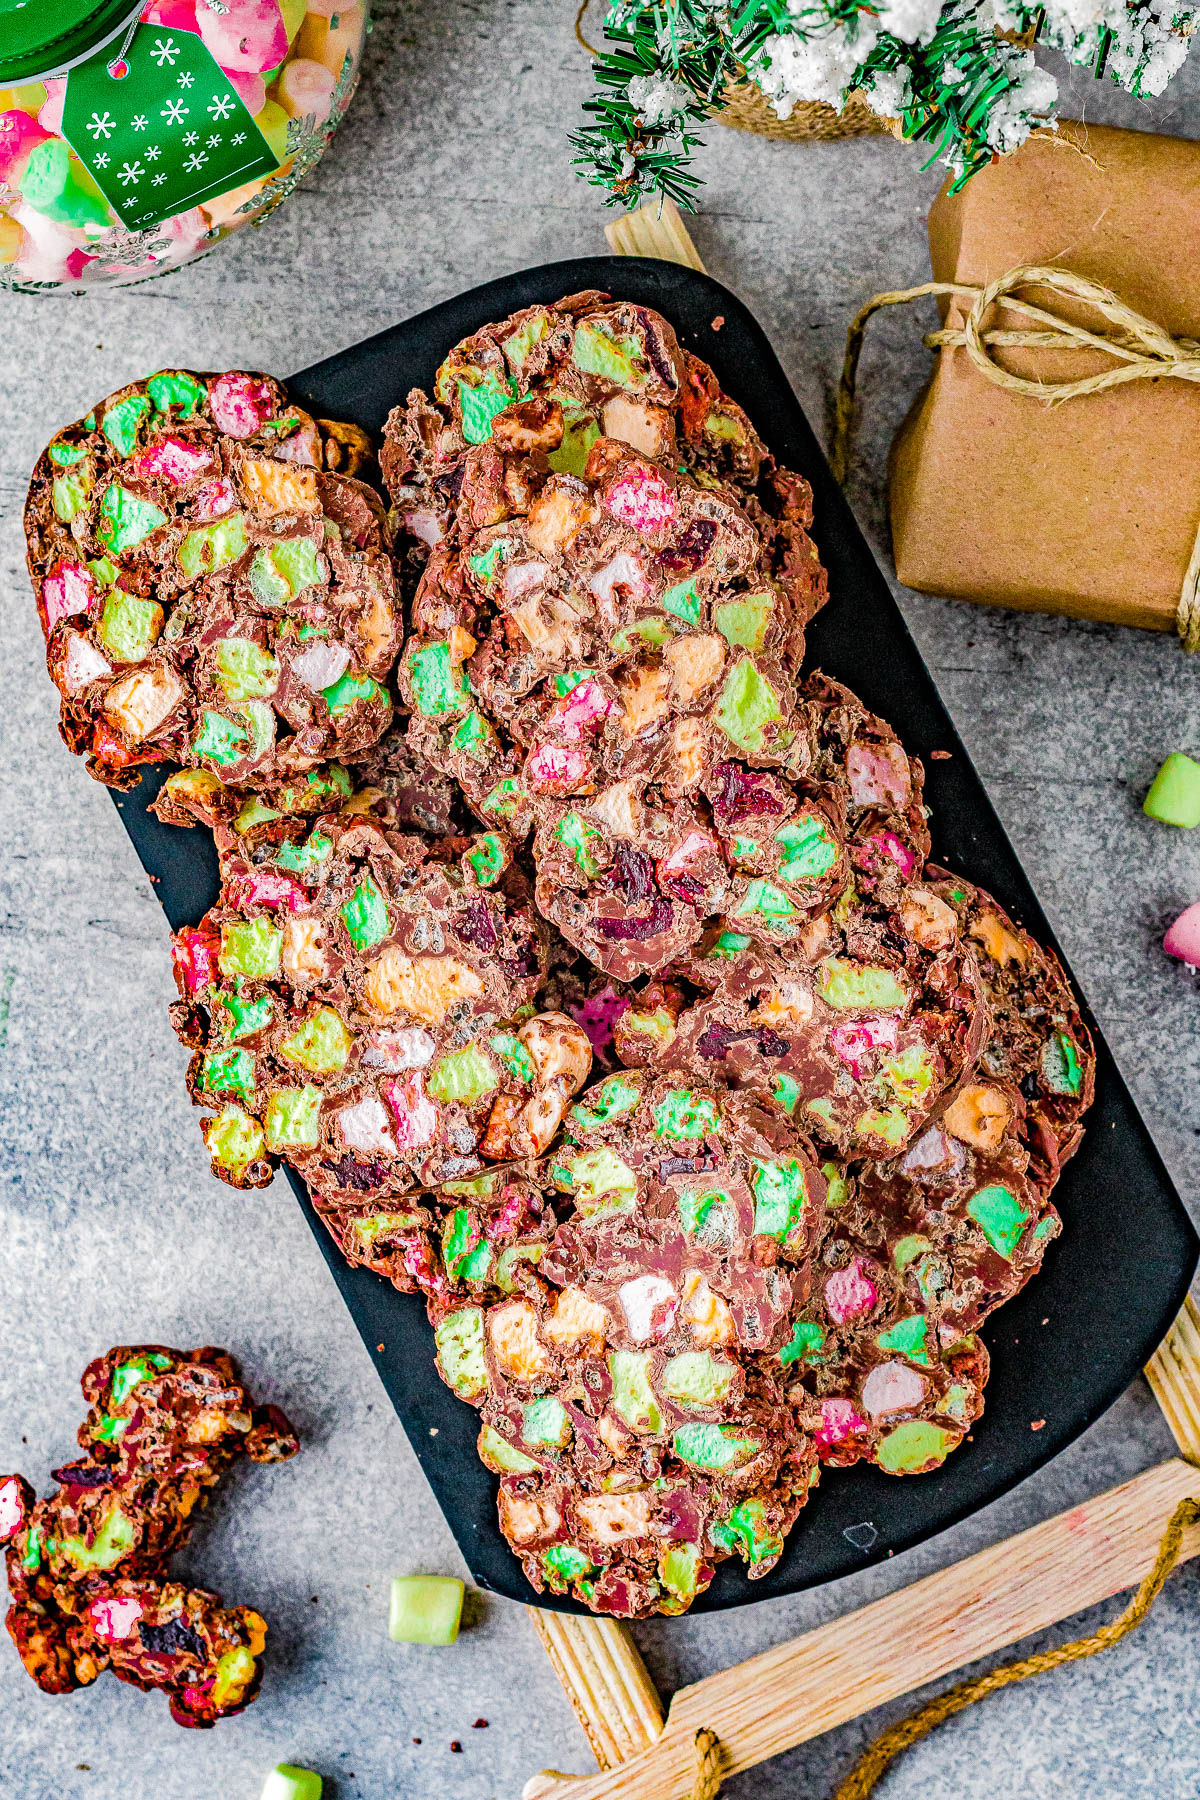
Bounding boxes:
[479,1424,540,1474]
[502,312,552,370]
[608,1351,663,1434]
[966,1183,1030,1258]
[323,671,381,718]
[248,535,322,605]
[819,959,907,1010]
[178,514,248,580]
[148,372,207,417]
[495,1242,544,1291]
[710,1497,783,1565]
[555,811,605,877]
[49,440,86,466]
[523,1397,570,1447]
[52,471,90,522]
[547,413,601,477]
[220,918,282,981]
[715,594,773,650]
[275,832,332,875]
[442,1209,492,1284]
[780,1320,826,1367]
[751,1158,809,1238]
[233,798,281,834]
[677,1188,725,1234]
[821,1159,850,1208]
[658,1541,702,1611]
[58,1505,137,1573]
[662,1352,736,1410]
[481,776,525,819]
[279,1008,352,1075]
[100,394,151,458]
[261,1767,323,1800]
[876,1420,957,1475]
[881,1044,935,1104]
[451,710,494,757]
[426,1045,498,1105]
[772,1072,802,1115]
[347,1211,423,1251]
[98,592,161,663]
[610,615,679,654]
[661,578,703,626]
[489,1032,536,1083]
[201,1047,256,1105]
[673,1422,758,1470]
[876,1313,931,1366]
[468,540,508,584]
[263,1086,322,1152]
[734,878,798,933]
[569,1074,641,1130]
[708,930,751,959]
[98,484,167,554]
[342,876,389,951]
[775,816,838,883]
[713,658,785,754]
[573,322,644,386]
[20,140,111,228]
[543,1543,594,1588]
[387,1575,465,1646]
[434,1310,487,1399]
[1041,1031,1083,1097]
[407,641,470,717]
[109,1353,171,1406]
[466,833,507,886]
[558,1147,638,1218]
[205,1105,265,1178]
[193,710,249,767]
[653,1088,720,1139]
[215,639,279,703]
[1144,751,1200,827]
[458,372,523,444]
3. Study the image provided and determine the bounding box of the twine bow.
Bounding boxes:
[832,263,1200,651]
[690,1493,1200,1800]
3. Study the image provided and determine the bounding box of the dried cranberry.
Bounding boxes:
[635,308,677,390]
[322,1155,390,1192]
[657,518,716,577]
[756,1027,788,1057]
[597,899,675,942]
[50,1461,113,1489]
[455,898,497,950]
[710,762,787,823]
[139,1619,207,1660]
[606,845,654,903]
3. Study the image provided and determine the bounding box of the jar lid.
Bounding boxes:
[0,0,145,86]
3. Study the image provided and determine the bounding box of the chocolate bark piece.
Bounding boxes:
[926,868,1096,1182]
[659,882,989,1160]
[0,1346,296,1725]
[6,1576,270,1727]
[26,371,399,790]
[802,673,930,905]
[168,813,574,1204]
[381,293,818,543]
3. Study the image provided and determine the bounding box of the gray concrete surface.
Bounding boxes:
[2,3,1200,1794]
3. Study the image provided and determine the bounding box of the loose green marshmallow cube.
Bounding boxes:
[1144,752,1200,827]
[388,1574,464,1645]
[261,1766,322,1800]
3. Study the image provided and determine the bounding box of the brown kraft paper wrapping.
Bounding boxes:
[889,121,1200,632]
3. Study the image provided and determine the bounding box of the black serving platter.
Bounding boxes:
[109,258,1197,1614]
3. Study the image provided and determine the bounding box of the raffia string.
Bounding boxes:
[690,1493,1200,1800]
[831,262,1200,652]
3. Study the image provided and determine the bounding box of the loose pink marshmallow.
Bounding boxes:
[1164,902,1200,968]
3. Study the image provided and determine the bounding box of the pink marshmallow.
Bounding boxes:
[0,1476,25,1541]
[41,561,94,635]
[37,82,66,138]
[824,1257,879,1325]
[193,477,236,520]
[131,437,213,485]
[226,868,307,911]
[829,1015,900,1081]
[90,1595,144,1643]
[605,464,676,534]
[659,830,719,877]
[550,679,611,742]
[527,743,588,791]
[224,68,268,114]
[172,927,219,995]
[815,1397,867,1451]
[1164,901,1200,967]
[207,372,276,439]
[847,743,911,809]
[0,112,51,184]
[862,1360,928,1418]
[382,1072,439,1149]
[197,0,289,74]
[858,829,917,877]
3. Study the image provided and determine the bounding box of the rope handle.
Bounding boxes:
[690,1493,1200,1799]
[830,263,1200,650]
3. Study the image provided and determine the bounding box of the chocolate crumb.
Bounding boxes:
[1031,1419,1045,1431]
[450,1740,463,1752]
[711,315,725,331]
[412,1737,422,1745]
[377,1343,385,1352]
[930,749,951,760]
[473,1718,489,1729]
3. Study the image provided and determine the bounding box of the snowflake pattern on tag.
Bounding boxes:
[61,26,278,233]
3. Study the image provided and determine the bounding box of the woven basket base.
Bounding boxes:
[718,82,895,140]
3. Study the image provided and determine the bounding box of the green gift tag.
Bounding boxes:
[60,23,278,234]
